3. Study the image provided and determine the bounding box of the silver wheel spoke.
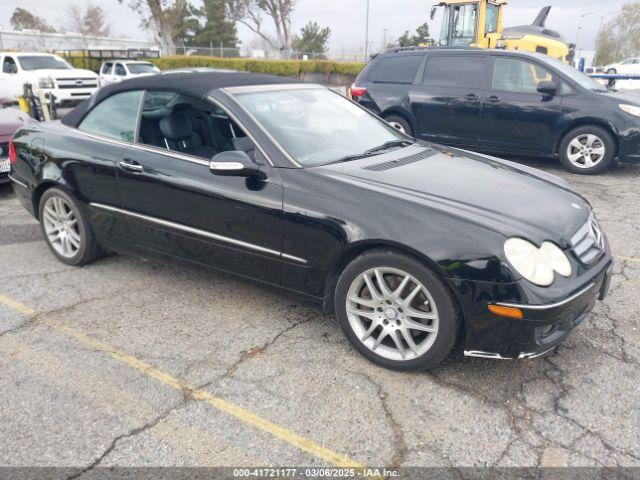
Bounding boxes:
[400,328,418,356]
[569,138,583,150]
[348,295,378,309]
[568,152,583,162]
[374,269,392,297]
[406,308,437,320]
[402,284,422,306]
[363,273,382,301]
[372,331,387,351]
[361,323,377,342]
[405,318,436,333]
[347,307,379,322]
[391,275,411,301]
[586,134,597,148]
[390,330,406,359]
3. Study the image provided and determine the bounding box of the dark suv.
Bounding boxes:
[352,47,640,174]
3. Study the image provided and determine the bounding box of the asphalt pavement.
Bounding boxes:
[0,158,639,470]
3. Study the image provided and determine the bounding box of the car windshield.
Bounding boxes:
[543,57,608,91]
[234,88,409,167]
[18,55,71,71]
[127,63,158,74]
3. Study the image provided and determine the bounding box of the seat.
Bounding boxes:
[159,112,218,159]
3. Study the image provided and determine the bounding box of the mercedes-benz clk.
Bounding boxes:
[8,71,613,370]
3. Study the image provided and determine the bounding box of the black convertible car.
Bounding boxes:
[8,71,612,370]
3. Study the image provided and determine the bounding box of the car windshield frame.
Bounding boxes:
[227,85,412,168]
[18,55,72,71]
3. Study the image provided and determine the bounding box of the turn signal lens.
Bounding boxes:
[488,304,523,319]
[8,139,16,165]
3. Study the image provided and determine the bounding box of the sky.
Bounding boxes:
[0,0,629,54]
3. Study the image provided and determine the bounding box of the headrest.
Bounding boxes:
[159,112,193,141]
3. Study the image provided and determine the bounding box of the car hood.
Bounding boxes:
[312,144,590,246]
[23,68,97,78]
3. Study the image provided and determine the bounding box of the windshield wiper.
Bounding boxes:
[364,139,414,155]
[330,140,414,164]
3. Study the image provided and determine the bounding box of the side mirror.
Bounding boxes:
[537,80,558,97]
[209,150,265,179]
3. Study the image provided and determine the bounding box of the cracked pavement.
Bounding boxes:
[0,159,639,468]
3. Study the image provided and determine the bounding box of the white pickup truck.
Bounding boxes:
[99,60,160,86]
[0,52,99,106]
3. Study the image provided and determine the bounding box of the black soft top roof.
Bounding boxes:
[62,70,304,128]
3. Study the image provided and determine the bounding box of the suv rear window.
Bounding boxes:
[368,55,423,84]
[423,55,486,88]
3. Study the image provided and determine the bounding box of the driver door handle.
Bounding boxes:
[119,159,144,173]
[464,93,479,101]
[485,95,501,104]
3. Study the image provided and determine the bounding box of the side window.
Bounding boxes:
[450,3,478,46]
[115,64,127,76]
[79,91,143,142]
[423,55,485,88]
[101,62,113,74]
[368,55,423,84]
[484,4,499,34]
[2,56,18,74]
[491,57,556,94]
[137,90,249,160]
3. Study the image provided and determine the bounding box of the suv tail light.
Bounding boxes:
[8,139,16,165]
[350,84,367,98]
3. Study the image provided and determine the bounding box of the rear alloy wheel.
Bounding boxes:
[39,187,105,266]
[559,126,615,175]
[385,115,413,137]
[335,250,460,371]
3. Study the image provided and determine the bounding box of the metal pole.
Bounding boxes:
[364,0,370,62]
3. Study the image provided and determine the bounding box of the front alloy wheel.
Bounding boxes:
[346,267,439,362]
[566,134,606,170]
[335,250,460,371]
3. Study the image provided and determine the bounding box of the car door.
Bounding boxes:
[411,54,488,146]
[115,90,284,285]
[479,55,565,153]
[0,55,23,103]
[100,62,113,85]
[71,90,144,248]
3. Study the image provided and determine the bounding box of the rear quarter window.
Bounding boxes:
[368,55,423,84]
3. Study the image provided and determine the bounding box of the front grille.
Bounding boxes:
[570,215,605,265]
[55,78,98,89]
[363,147,438,171]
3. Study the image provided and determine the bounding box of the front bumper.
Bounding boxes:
[453,255,613,360]
[42,87,97,106]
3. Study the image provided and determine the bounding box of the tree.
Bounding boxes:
[227,0,296,51]
[164,0,201,46]
[595,3,640,66]
[66,3,111,37]
[191,0,239,48]
[397,22,432,47]
[10,7,56,32]
[119,0,176,55]
[292,22,330,56]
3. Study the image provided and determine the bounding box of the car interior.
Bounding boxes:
[137,91,256,161]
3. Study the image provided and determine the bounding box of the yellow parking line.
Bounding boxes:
[618,256,640,265]
[0,293,363,469]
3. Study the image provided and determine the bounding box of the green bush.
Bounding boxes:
[149,55,364,80]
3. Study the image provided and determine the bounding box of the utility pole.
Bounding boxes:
[383,28,388,50]
[364,0,370,62]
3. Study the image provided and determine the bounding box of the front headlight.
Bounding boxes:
[38,77,54,89]
[504,238,572,287]
[619,104,640,117]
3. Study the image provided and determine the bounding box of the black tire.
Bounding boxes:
[335,249,461,371]
[385,114,413,137]
[558,125,616,175]
[38,187,105,266]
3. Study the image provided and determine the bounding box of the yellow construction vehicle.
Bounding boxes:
[430,1,575,63]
